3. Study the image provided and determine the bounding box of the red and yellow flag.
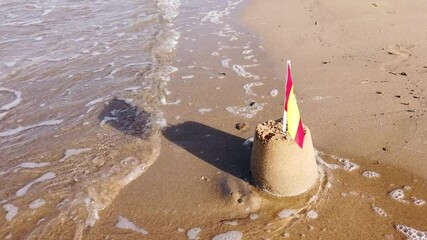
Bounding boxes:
[284,61,305,148]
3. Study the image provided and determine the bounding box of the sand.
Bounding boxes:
[250,119,319,196]
[81,0,427,239]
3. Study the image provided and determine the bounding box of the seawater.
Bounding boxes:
[0,0,179,238]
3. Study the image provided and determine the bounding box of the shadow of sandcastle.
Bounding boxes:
[163,121,252,180]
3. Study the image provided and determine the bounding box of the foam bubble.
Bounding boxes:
[312,96,332,101]
[331,156,359,172]
[224,220,238,226]
[16,172,56,197]
[181,75,195,79]
[242,137,254,149]
[412,197,426,206]
[232,65,259,79]
[115,216,148,235]
[307,210,318,219]
[100,116,118,126]
[372,206,387,217]
[29,198,46,209]
[277,209,297,218]
[84,97,107,107]
[0,87,22,111]
[59,148,92,162]
[187,227,201,240]
[221,58,231,68]
[269,89,278,97]
[198,108,212,115]
[249,213,258,220]
[212,231,243,240]
[160,97,181,105]
[16,162,50,170]
[388,188,408,204]
[0,119,63,137]
[226,102,265,118]
[242,49,253,55]
[362,171,380,178]
[243,82,264,95]
[3,203,18,221]
[395,224,427,240]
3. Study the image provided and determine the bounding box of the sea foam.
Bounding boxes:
[115,216,148,235]
[0,120,64,137]
[212,231,243,240]
[16,172,56,197]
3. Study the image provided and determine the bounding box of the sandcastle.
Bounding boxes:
[250,118,318,196]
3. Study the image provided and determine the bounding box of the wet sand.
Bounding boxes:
[84,0,427,239]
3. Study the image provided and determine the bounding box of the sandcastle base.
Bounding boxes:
[250,119,319,196]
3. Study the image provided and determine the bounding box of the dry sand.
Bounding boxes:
[84,0,427,239]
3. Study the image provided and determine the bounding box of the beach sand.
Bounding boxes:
[83,0,427,239]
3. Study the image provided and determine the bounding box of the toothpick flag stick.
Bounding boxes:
[283,60,305,148]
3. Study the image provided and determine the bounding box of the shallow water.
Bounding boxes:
[1,0,178,238]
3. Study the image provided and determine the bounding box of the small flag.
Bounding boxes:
[283,61,305,148]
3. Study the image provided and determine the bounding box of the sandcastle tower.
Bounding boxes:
[250,119,318,196]
[250,61,318,196]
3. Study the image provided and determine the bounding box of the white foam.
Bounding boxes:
[372,206,387,217]
[115,216,148,235]
[232,64,259,79]
[339,159,359,171]
[277,209,297,218]
[221,58,231,68]
[16,172,56,197]
[413,198,426,206]
[242,49,253,55]
[108,62,149,78]
[307,210,318,219]
[212,231,243,240]
[100,116,118,126]
[0,87,22,111]
[388,188,408,204]
[224,220,238,226]
[84,97,107,107]
[198,108,212,115]
[17,162,50,169]
[0,119,64,137]
[269,89,278,97]
[3,203,18,221]
[226,102,265,118]
[249,213,258,220]
[242,137,254,148]
[314,152,341,169]
[312,96,332,101]
[59,148,92,162]
[0,112,8,120]
[395,224,427,240]
[181,75,195,79]
[29,198,46,209]
[211,52,219,56]
[4,61,18,67]
[187,227,201,239]
[160,97,181,105]
[331,156,359,172]
[362,171,380,178]
[125,86,143,92]
[243,82,263,95]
